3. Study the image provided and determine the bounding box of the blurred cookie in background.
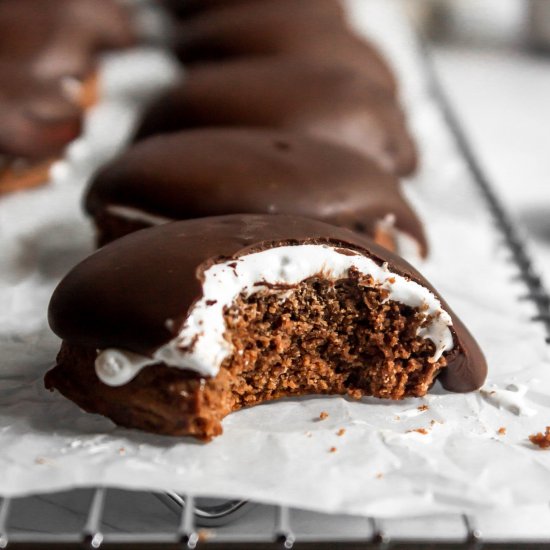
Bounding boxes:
[86,128,427,255]
[134,58,417,176]
[170,0,396,94]
[0,64,82,195]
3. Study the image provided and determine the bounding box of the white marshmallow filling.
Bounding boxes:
[95,244,454,387]
[106,204,173,226]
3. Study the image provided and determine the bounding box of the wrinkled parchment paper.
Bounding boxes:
[0,0,549,517]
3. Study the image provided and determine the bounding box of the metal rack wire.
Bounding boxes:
[3,486,550,548]
[1,32,549,550]
[0,488,503,549]
[420,38,550,346]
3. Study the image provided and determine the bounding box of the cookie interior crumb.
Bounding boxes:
[225,271,446,412]
[529,427,550,449]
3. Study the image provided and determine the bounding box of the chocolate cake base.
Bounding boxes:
[46,269,447,440]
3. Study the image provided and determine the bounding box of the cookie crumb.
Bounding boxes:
[35,457,48,465]
[336,428,346,436]
[305,431,312,438]
[529,427,550,449]
[118,447,126,455]
[417,404,429,411]
[407,428,428,435]
[329,446,337,453]
[375,472,383,479]
[198,529,213,542]
[497,427,506,436]
[319,411,329,421]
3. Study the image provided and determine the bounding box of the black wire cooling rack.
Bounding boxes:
[1,487,550,549]
[420,39,550,347]
[1,30,550,550]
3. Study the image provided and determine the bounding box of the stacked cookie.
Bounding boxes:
[0,0,137,194]
[92,0,421,256]
[45,0,487,440]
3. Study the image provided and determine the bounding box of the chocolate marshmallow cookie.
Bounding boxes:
[46,215,487,440]
[0,0,137,194]
[87,129,427,255]
[172,0,395,94]
[0,0,137,81]
[0,64,82,194]
[135,59,417,176]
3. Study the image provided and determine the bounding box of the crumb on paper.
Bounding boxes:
[417,404,429,411]
[407,428,428,435]
[319,411,329,421]
[529,427,550,449]
[394,415,401,421]
[497,427,506,436]
[329,446,337,453]
[198,529,213,542]
[118,447,126,455]
[337,428,346,436]
[375,472,383,479]
[35,457,52,465]
[305,431,312,438]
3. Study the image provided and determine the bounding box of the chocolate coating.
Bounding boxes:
[0,0,136,80]
[135,59,417,176]
[172,0,395,94]
[49,214,487,392]
[87,128,426,254]
[0,63,82,158]
[162,0,339,18]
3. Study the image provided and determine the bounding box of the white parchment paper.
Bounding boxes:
[0,0,549,517]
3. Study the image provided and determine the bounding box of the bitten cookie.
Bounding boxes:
[134,59,417,176]
[86,128,427,255]
[46,215,487,440]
